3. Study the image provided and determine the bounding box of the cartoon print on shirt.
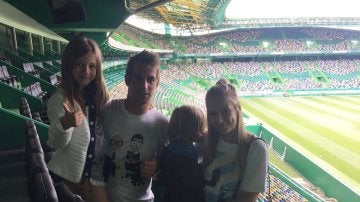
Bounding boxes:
[125,133,145,186]
[103,135,124,181]
[205,168,221,187]
[218,185,231,202]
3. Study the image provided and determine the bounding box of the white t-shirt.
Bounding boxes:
[204,138,268,202]
[101,99,168,202]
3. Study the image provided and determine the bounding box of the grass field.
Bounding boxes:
[241,95,360,193]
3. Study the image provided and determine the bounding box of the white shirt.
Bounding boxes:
[100,99,168,202]
[204,138,268,202]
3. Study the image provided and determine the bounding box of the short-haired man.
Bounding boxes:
[95,50,169,201]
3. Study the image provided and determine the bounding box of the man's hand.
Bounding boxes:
[61,103,84,130]
[140,154,157,179]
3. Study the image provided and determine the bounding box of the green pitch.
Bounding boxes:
[241,95,360,191]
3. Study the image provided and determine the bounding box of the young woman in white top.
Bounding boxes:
[47,36,109,201]
[203,78,268,202]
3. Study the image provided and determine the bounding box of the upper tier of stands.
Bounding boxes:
[107,56,359,115]
[113,24,360,55]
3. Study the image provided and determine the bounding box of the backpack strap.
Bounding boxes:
[232,135,264,199]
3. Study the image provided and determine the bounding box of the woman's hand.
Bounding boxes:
[61,103,84,130]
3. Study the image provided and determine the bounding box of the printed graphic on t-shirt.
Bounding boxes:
[104,135,124,181]
[204,168,233,202]
[125,133,146,186]
[204,140,239,202]
[205,168,221,187]
[218,185,232,202]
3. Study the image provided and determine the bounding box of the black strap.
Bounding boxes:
[232,137,265,199]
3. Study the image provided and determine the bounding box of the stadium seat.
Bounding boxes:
[23,82,52,101]
[22,62,40,78]
[50,74,61,86]
[32,172,58,202]
[28,153,48,180]
[0,65,19,88]
[54,182,84,202]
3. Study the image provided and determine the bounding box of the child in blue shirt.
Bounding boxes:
[158,105,206,202]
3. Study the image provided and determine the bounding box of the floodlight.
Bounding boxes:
[219,42,227,47]
[262,41,269,48]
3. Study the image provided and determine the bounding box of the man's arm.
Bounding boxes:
[141,114,168,179]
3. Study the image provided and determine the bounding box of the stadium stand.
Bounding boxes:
[0,1,359,202]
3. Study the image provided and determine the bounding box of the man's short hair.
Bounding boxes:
[125,50,160,80]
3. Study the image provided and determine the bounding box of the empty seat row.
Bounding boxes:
[25,120,84,202]
[0,65,20,88]
[33,61,44,68]
[23,62,40,77]
[20,97,49,124]
[25,120,57,202]
[23,82,51,101]
[0,57,13,65]
[50,73,61,86]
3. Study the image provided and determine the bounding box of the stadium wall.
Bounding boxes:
[247,124,325,201]
[260,126,359,202]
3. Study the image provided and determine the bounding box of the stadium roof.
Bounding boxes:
[126,0,360,34]
[4,0,360,43]
[127,0,225,30]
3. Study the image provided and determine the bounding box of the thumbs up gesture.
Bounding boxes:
[60,102,84,130]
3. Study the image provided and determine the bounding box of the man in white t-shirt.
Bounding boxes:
[93,50,169,201]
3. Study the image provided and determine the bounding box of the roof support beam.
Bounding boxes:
[126,0,174,15]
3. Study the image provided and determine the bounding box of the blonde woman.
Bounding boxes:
[203,78,268,202]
